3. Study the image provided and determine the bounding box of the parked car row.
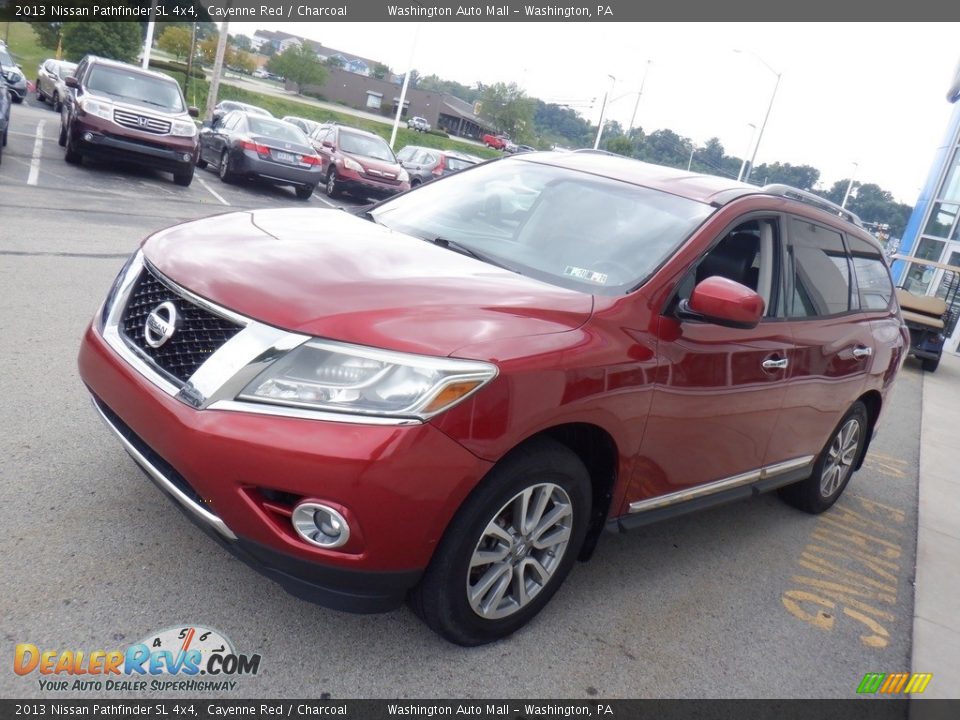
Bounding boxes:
[39,52,489,201]
[0,42,27,104]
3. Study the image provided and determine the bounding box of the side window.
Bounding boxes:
[847,235,894,310]
[785,218,852,317]
[675,218,781,318]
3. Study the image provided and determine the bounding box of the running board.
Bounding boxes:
[609,456,815,532]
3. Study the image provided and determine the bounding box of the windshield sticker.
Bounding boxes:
[564,266,609,284]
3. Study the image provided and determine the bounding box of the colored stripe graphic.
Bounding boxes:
[857,672,932,694]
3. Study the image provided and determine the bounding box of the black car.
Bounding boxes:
[400,147,477,186]
[0,75,10,164]
[197,110,323,199]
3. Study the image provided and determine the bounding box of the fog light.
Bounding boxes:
[291,502,350,549]
[83,132,93,142]
[182,153,192,162]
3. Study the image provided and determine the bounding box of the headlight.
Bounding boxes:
[79,97,113,120]
[397,168,410,183]
[342,156,363,172]
[170,119,198,137]
[238,339,497,419]
[8,70,22,83]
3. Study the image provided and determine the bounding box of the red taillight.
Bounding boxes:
[432,154,446,176]
[239,139,269,156]
[302,154,321,165]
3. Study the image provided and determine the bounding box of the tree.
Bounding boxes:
[198,36,220,65]
[230,34,252,52]
[232,50,256,74]
[267,45,327,93]
[28,22,62,50]
[371,62,391,80]
[606,136,634,157]
[751,162,820,190]
[157,26,191,61]
[62,22,142,64]
[478,82,535,141]
[325,55,344,69]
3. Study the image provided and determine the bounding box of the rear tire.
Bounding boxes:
[196,154,208,170]
[53,92,62,113]
[921,356,940,372]
[218,150,233,183]
[36,82,45,102]
[295,184,315,200]
[778,401,869,514]
[58,122,67,147]
[409,437,591,646]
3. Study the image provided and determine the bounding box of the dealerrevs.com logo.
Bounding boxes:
[14,625,261,692]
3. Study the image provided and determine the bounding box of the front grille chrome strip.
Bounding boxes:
[113,109,172,135]
[91,396,237,540]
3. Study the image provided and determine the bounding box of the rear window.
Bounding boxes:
[87,65,184,112]
[446,156,475,172]
[247,117,309,144]
[848,235,894,310]
[371,158,714,295]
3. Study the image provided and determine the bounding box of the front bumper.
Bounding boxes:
[72,115,198,171]
[337,168,408,199]
[78,323,492,612]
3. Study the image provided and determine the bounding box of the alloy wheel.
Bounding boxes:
[466,482,573,620]
[820,417,861,497]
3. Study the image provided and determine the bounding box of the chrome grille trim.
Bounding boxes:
[113,109,172,135]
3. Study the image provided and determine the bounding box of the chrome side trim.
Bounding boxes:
[628,455,815,514]
[91,397,237,540]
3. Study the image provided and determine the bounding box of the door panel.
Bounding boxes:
[635,318,792,500]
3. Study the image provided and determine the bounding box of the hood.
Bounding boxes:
[346,152,404,179]
[142,208,594,357]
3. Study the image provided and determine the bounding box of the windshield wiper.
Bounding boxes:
[428,237,517,273]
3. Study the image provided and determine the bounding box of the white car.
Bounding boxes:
[406,116,431,132]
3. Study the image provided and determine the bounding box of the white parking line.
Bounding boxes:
[198,177,231,206]
[27,121,46,186]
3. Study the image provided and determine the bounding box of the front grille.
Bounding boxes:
[113,109,172,135]
[361,170,400,185]
[120,266,243,383]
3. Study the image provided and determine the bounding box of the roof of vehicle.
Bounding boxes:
[333,124,389,142]
[83,56,181,85]
[521,150,865,229]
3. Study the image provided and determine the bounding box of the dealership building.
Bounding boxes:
[891,59,960,353]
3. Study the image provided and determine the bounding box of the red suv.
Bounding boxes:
[78,152,907,645]
[60,56,199,186]
[307,123,410,200]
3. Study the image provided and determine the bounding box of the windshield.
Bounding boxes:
[340,131,395,162]
[0,49,14,67]
[87,65,184,112]
[248,117,309,144]
[371,158,714,295]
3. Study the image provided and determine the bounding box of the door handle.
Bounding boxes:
[762,358,789,370]
[853,346,873,359]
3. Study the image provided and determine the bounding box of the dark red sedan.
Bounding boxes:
[78,152,907,645]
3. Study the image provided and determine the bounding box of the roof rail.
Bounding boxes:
[761,184,863,227]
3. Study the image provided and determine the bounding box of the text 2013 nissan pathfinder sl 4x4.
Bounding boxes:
[78,151,908,645]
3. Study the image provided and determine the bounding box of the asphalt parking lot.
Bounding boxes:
[0,96,925,699]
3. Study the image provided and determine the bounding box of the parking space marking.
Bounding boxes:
[198,178,231,206]
[27,121,46,186]
[781,493,906,648]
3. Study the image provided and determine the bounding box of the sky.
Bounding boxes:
[231,21,960,204]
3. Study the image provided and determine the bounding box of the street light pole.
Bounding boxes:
[390,22,421,149]
[841,162,860,209]
[593,74,616,150]
[735,50,781,184]
[737,123,756,182]
[141,0,159,70]
[628,60,652,136]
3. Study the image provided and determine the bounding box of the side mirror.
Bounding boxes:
[677,276,764,330]
[322,140,334,149]
[188,106,199,118]
[65,76,79,89]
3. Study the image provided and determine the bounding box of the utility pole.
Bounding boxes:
[390,23,421,149]
[205,21,230,122]
[628,60,652,136]
[141,0,158,71]
[593,74,616,150]
[184,22,197,99]
[841,162,860,209]
[687,147,695,171]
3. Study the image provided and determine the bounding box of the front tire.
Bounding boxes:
[64,124,82,165]
[53,92,62,113]
[779,401,869,514]
[325,168,342,198]
[409,437,591,646]
[173,164,194,187]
